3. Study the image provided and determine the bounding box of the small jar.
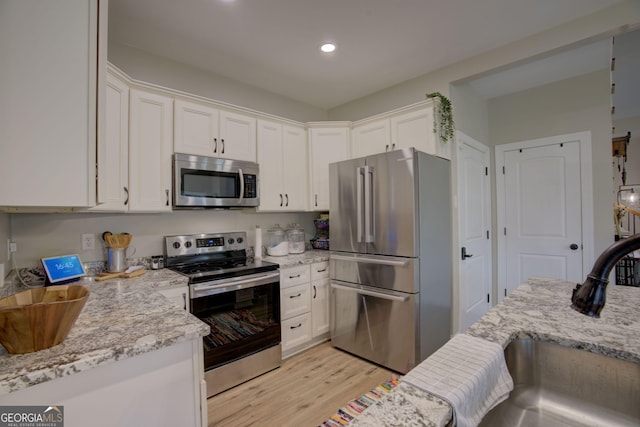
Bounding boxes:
[287,223,305,254]
[266,224,288,256]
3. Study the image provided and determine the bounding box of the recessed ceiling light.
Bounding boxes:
[320,43,336,53]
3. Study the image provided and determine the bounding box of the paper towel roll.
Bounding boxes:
[255,225,262,259]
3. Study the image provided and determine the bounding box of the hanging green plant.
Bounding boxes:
[426,92,454,144]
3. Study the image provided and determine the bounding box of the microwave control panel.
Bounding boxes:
[244,175,257,198]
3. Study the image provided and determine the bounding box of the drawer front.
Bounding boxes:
[281,283,311,319]
[311,261,329,280]
[280,265,311,288]
[281,313,311,351]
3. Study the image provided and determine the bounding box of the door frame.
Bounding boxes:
[495,131,594,302]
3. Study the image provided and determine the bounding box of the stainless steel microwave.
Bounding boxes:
[173,153,259,208]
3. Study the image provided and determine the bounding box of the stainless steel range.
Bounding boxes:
[164,231,281,397]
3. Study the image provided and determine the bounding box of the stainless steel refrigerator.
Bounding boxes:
[329,147,451,373]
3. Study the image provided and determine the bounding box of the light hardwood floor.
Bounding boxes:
[207,342,394,427]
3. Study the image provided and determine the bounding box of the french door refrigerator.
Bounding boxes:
[329,147,452,373]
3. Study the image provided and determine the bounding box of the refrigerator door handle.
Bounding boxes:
[364,165,375,243]
[357,167,365,242]
[330,282,410,302]
[330,254,410,267]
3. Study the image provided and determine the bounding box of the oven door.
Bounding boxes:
[173,153,259,208]
[190,271,280,371]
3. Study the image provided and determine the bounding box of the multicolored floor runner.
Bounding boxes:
[319,377,400,426]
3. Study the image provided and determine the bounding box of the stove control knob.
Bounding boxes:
[184,241,192,248]
[236,237,243,244]
[228,238,235,244]
[172,242,181,249]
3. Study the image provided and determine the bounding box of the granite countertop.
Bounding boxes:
[351,277,640,426]
[262,249,330,268]
[0,269,209,396]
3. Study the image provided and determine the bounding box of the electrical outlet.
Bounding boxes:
[82,234,96,251]
[7,240,17,255]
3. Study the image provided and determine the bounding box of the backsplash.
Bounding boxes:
[9,210,320,267]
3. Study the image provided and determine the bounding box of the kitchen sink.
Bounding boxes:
[479,338,640,427]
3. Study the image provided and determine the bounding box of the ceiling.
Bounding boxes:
[108,0,625,110]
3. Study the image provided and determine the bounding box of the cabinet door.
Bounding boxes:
[351,119,390,158]
[94,70,129,211]
[282,125,308,211]
[311,277,330,338]
[0,0,101,207]
[174,99,219,157]
[257,119,284,211]
[391,107,437,155]
[129,89,173,212]
[219,110,256,162]
[309,126,349,211]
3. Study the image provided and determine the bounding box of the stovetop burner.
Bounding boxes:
[164,231,279,284]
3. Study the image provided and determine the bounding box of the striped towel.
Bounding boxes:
[402,334,513,427]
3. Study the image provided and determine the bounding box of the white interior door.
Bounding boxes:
[456,132,492,331]
[500,137,585,299]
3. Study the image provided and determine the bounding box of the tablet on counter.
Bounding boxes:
[41,254,86,285]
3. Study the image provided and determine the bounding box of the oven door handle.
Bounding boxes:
[191,271,279,298]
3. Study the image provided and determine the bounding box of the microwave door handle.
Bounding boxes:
[356,167,364,243]
[238,168,244,203]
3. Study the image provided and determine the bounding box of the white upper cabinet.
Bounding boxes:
[308,124,350,211]
[351,118,391,159]
[350,100,451,160]
[94,68,130,212]
[128,88,174,212]
[174,99,256,162]
[0,0,105,208]
[257,120,308,211]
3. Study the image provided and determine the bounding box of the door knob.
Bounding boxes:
[570,243,579,250]
[461,247,473,260]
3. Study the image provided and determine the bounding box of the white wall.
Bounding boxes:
[0,212,8,279]
[11,211,319,267]
[489,69,612,256]
[108,43,327,123]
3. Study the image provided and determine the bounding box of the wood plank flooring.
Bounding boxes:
[207,342,394,427]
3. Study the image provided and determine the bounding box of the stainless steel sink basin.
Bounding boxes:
[479,339,640,427]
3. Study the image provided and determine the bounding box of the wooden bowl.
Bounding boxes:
[0,285,89,354]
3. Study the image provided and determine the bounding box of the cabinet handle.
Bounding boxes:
[221,139,225,154]
[315,194,318,207]
[316,268,327,273]
[123,186,129,206]
[290,323,302,329]
[280,194,283,207]
[289,293,302,298]
[165,189,170,206]
[385,144,389,152]
[289,274,301,279]
[313,285,316,299]
[182,292,187,311]
[285,194,289,207]
[392,143,396,149]
[213,138,218,153]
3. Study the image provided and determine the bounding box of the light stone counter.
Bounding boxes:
[0,269,209,396]
[351,277,640,426]
[262,249,330,268]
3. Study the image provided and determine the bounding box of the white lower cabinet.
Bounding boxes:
[280,261,330,357]
[311,261,330,337]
